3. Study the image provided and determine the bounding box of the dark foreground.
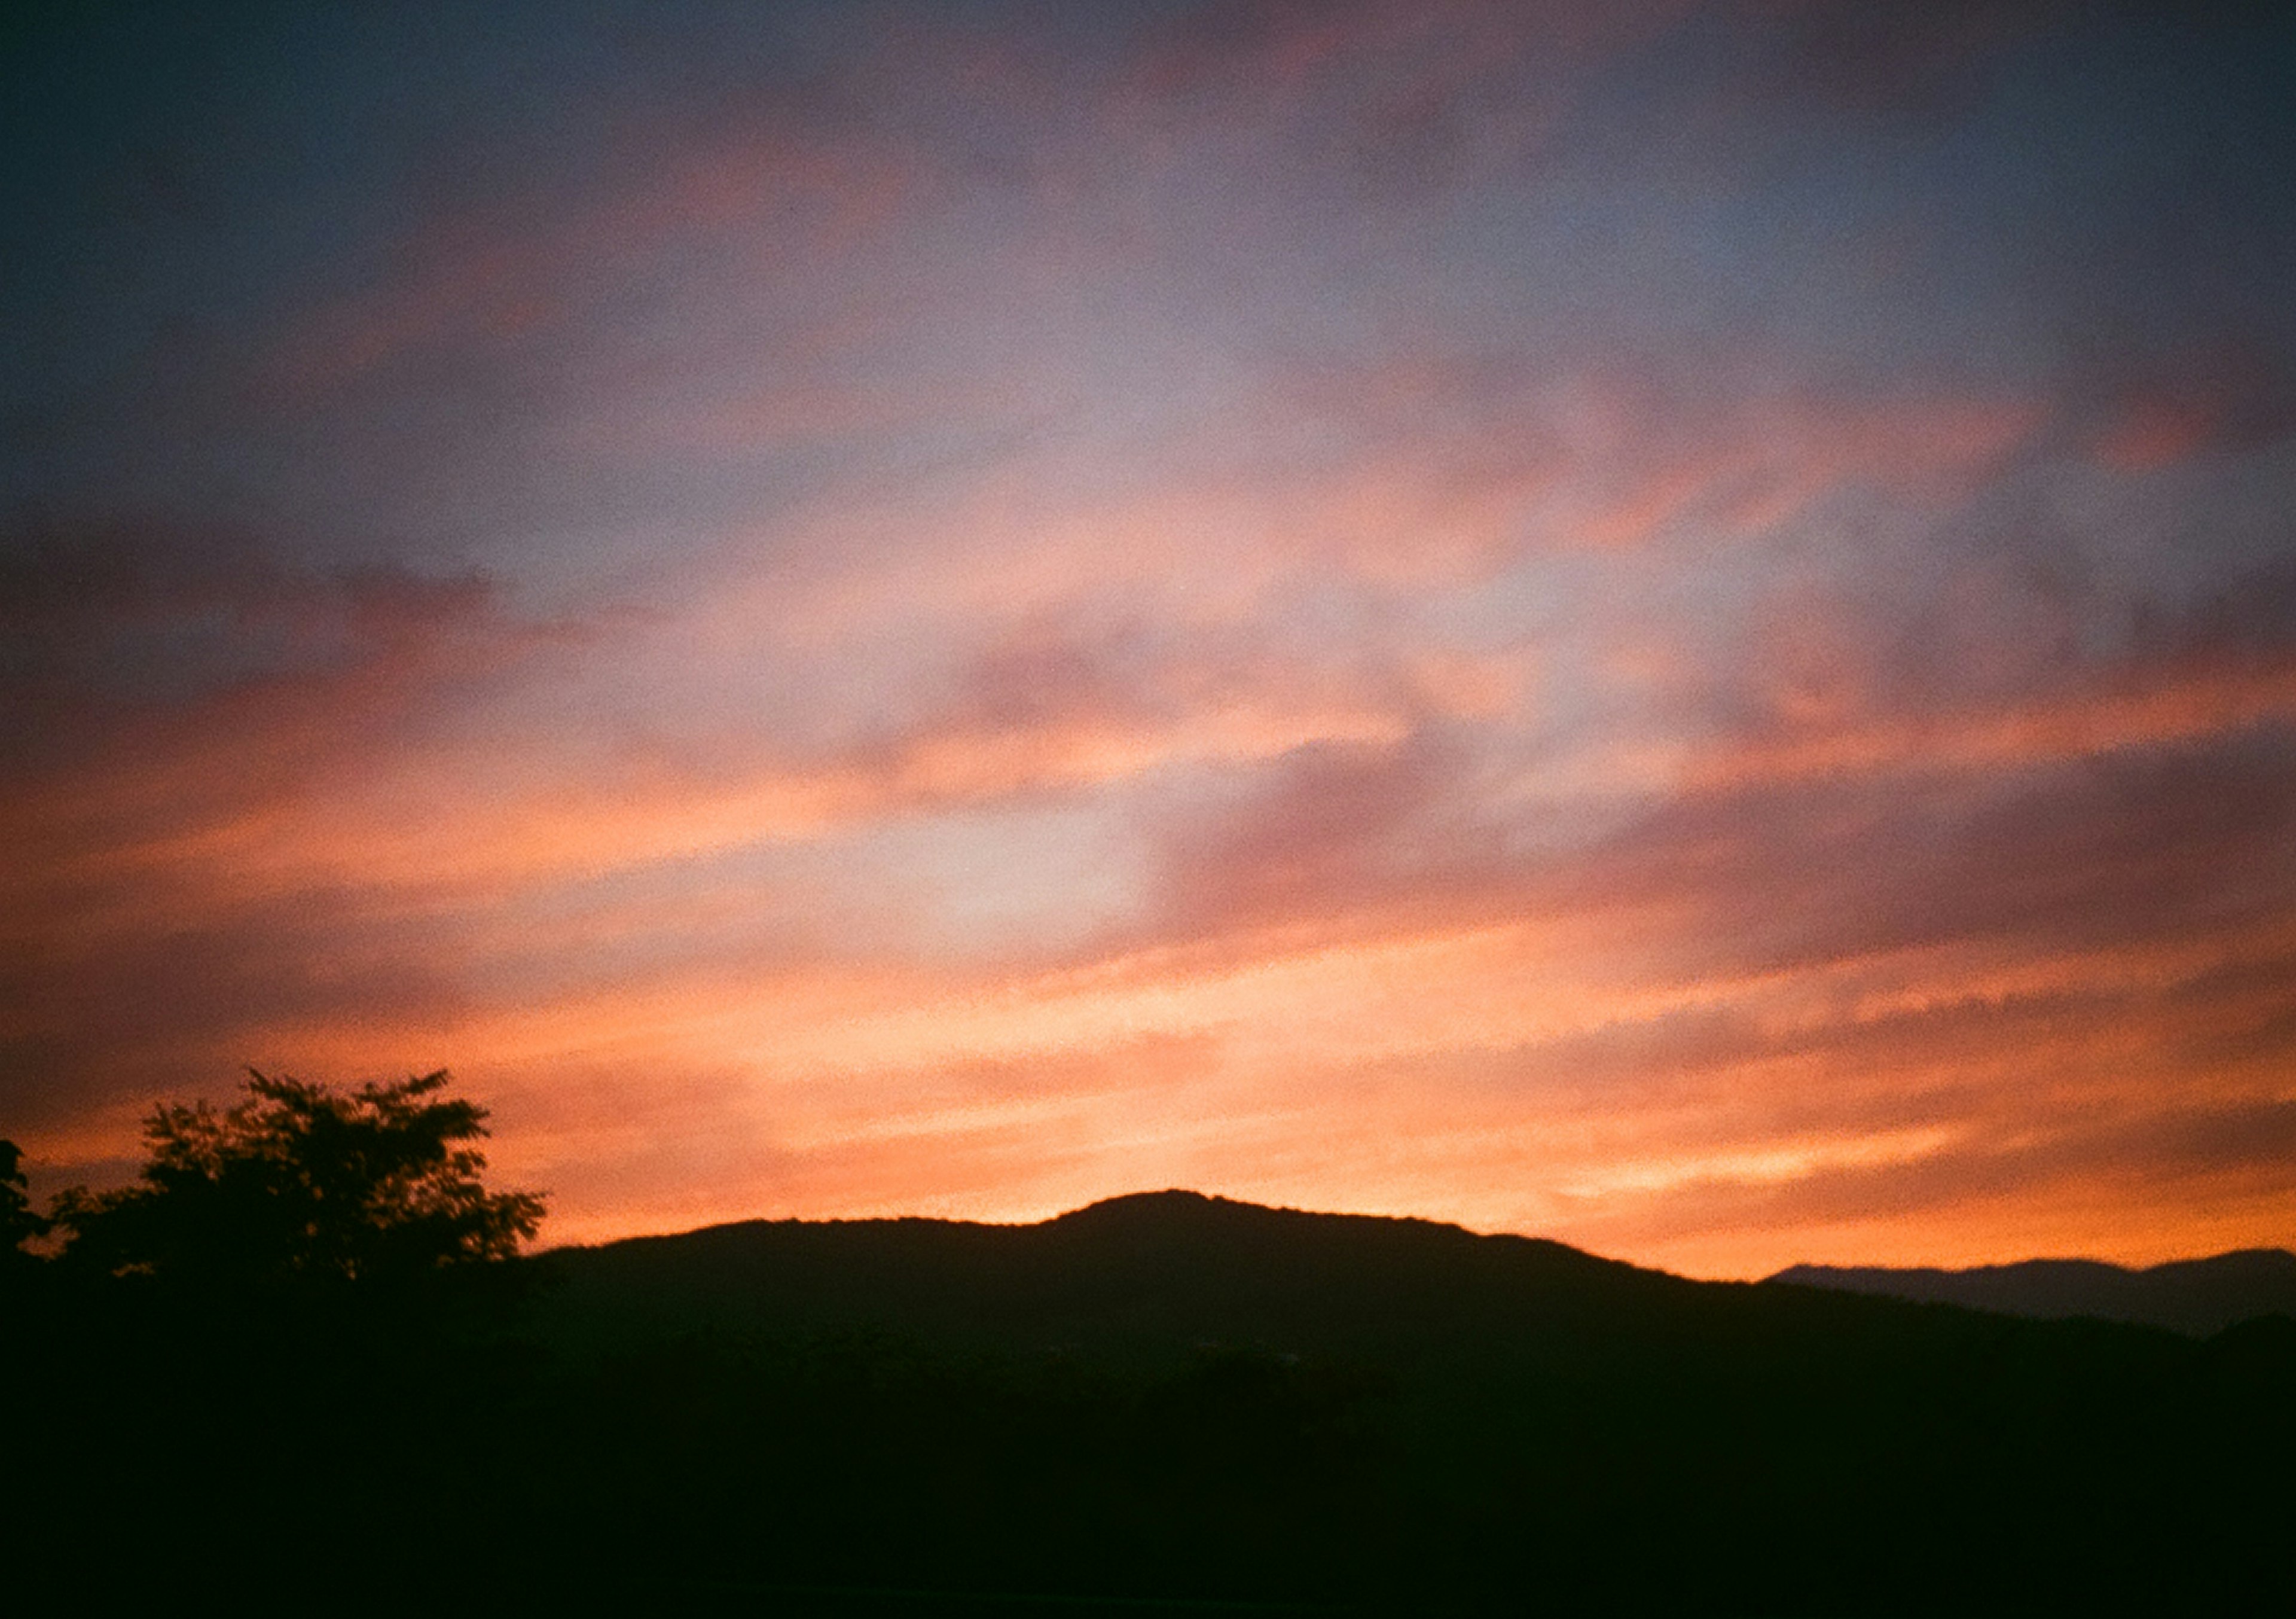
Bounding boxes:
[10,1193,2292,1612]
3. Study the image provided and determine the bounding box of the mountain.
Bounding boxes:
[531,1188,1708,1363]
[19,1191,2296,1613]
[505,1191,2296,1609]
[1767,1249,2296,1336]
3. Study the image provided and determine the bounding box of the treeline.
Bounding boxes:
[7,1077,2294,1614]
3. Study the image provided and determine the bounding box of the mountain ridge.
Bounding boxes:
[47,1184,2269,1611]
[531,1186,1686,1367]
[1769,1247,2296,1337]
[535,1190,2296,1360]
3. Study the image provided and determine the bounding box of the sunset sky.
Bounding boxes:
[6,1,2294,1276]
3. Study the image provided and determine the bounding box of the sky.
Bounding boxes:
[5,0,2295,1276]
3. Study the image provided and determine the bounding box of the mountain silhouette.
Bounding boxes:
[18,1188,2296,1612]
[1767,1248,2296,1336]
[511,1191,2295,1609]
[533,1188,1693,1363]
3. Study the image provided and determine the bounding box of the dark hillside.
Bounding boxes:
[16,1192,2294,1614]
[533,1189,1686,1364]
[1768,1248,2296,1336]
[532,1188,2230,1387]
[503,1193,2296,1612]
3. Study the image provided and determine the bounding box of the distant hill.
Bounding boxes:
[22,1190,2292,1612]
[1767,1249,2296,1336]
[533,1188,1709,1365]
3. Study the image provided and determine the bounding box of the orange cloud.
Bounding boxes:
[1678,660,2296,795]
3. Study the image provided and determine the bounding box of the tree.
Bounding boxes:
[2,1138,48,1264]
[50,1068,545,1292]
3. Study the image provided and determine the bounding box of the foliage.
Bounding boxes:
[1,1138,48,1261]
[48,1068,544,1290]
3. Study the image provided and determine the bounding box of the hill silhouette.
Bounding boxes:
[1768,1249,2296,1336]
[503,1191,2295,1612]
[16,1188,2296,1612]
[532,1189,1687,1364]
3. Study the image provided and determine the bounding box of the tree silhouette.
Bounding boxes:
[1,1139,48,1266]
[49,1069,544,1292]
